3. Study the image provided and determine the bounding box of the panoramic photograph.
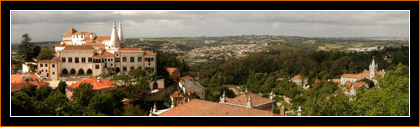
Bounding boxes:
[10,11,409,116]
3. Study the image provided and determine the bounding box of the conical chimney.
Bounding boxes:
[110,22,120,48]
[118,22,124,44]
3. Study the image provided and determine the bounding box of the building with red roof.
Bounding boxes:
[291,75,309,89]
[11,74,49,92]
[66,77,116,98]
[222,91,275,111]
[179,76,205,99]
[40,22,158,80]
[340,59,385,85]
[166,67,180,81]
[155,99,276,116]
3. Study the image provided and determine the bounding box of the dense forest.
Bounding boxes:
[188,45,409,116]
[191,46,409,88]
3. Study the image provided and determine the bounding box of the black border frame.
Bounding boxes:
[1,1,418,126]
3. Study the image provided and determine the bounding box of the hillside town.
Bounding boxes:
[10,22,389,116]
[10,12,409,117]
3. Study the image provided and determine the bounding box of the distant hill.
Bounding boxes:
[11,41,59,51]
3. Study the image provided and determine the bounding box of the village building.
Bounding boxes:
[22,62,36,73]
[178,76,205,99]
[340,59,385,85]
[344,81,369,96]
[66,77,116,99]
[150,88,283,116]
[291,75,309,89]
[149,79,165,93]
[220,90,275,111]
[37,22,157,80]
[153,99,276,116]
[166,67,180,81]
[11,74,49,92]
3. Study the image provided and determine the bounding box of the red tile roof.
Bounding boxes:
[94,36,110,43]
[103,51,115,57]
[293,75,308,80]
[158,99,275,116]
[166,67,178,74]
[171,91,184,98]
[63,28,77,36]
[118,48,142,52]
[341,70,370,79]
[376,71,385,75]
[180,76,195,81]
[345,81,368,91]
[225,92,273,107]
[11,74,48,91]
[62,45,95,51]
[84,42,105,46]
[67,78,116,90]
[11,74,39,84]
[331,78,341,84]
[145,50,155,55]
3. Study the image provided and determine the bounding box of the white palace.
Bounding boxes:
[37,22,157,80]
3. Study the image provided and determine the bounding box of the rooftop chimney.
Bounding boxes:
[280,105,285,116]
[270,88,274,100]
[297,106,302,116]
[247,94,252,108]
[110,21,120,48]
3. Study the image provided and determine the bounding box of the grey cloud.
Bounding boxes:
[10,11,409,43]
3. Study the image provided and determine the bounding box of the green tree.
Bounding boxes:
[20,84,37,97]
[11,91,37,115]
[123,104,147,116]
[18,33,35,62]
[36,85,53,100]
[32,45,41,60]
[351,64,409,116]
[72,83,96,106]
[88,94,115,115]
[56,81,67,94]
[40,90,69,115]
[36,49,56,60]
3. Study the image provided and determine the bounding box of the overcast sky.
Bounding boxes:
[11,11,409,43]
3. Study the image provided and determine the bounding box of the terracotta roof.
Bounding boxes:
[145,50,155,55]
[180,76,195,81]
[61,40,72,44]
[293,75,308,80]
[341,70,370,79]
[315,79,320,83]
[331,78,341,84]
[171,91,184,98]
[93,51,115,57]
[11,74,48,92]
[376,71,385,75]
[166,67,179,74]
[11,74,39,84]
[158,99,275,116]
[103,51,115,57]
[67,78,116,90]
[63,28,77,36]
[84,42,105,46]
[118,48,142,52]
[62,45,95,51]
[94,36,110,43]
[225,92,273,107]
[346,81,368,91]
